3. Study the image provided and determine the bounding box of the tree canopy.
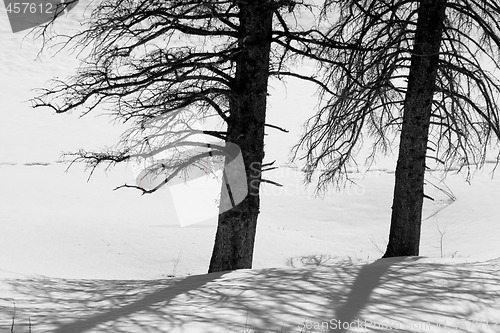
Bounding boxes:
[297,0,500,191]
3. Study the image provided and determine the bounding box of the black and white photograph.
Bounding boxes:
[1,0,500,331]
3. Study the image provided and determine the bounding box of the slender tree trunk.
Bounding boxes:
[208,1,273,272]
[383,0,448,258]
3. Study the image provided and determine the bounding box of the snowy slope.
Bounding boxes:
[2,257,500,332]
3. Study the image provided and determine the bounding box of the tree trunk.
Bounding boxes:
[383,0,448,258]
[208,1,273,272]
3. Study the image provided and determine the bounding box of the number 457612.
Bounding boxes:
[5,2,54,14]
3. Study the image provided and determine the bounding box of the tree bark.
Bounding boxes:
[208,1,273,272]
[383,0,448,258]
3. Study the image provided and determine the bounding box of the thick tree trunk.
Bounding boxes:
[383,0,448,258]
[208,1,273,272]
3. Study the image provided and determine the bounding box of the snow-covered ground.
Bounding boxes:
[1,3,500,333]
[2,257,500,332]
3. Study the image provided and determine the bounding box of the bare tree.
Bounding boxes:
[32,0,338,272]
[295,0,500,257]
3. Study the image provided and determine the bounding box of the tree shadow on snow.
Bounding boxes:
[327,256,408,332]
[1,256,500,332]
